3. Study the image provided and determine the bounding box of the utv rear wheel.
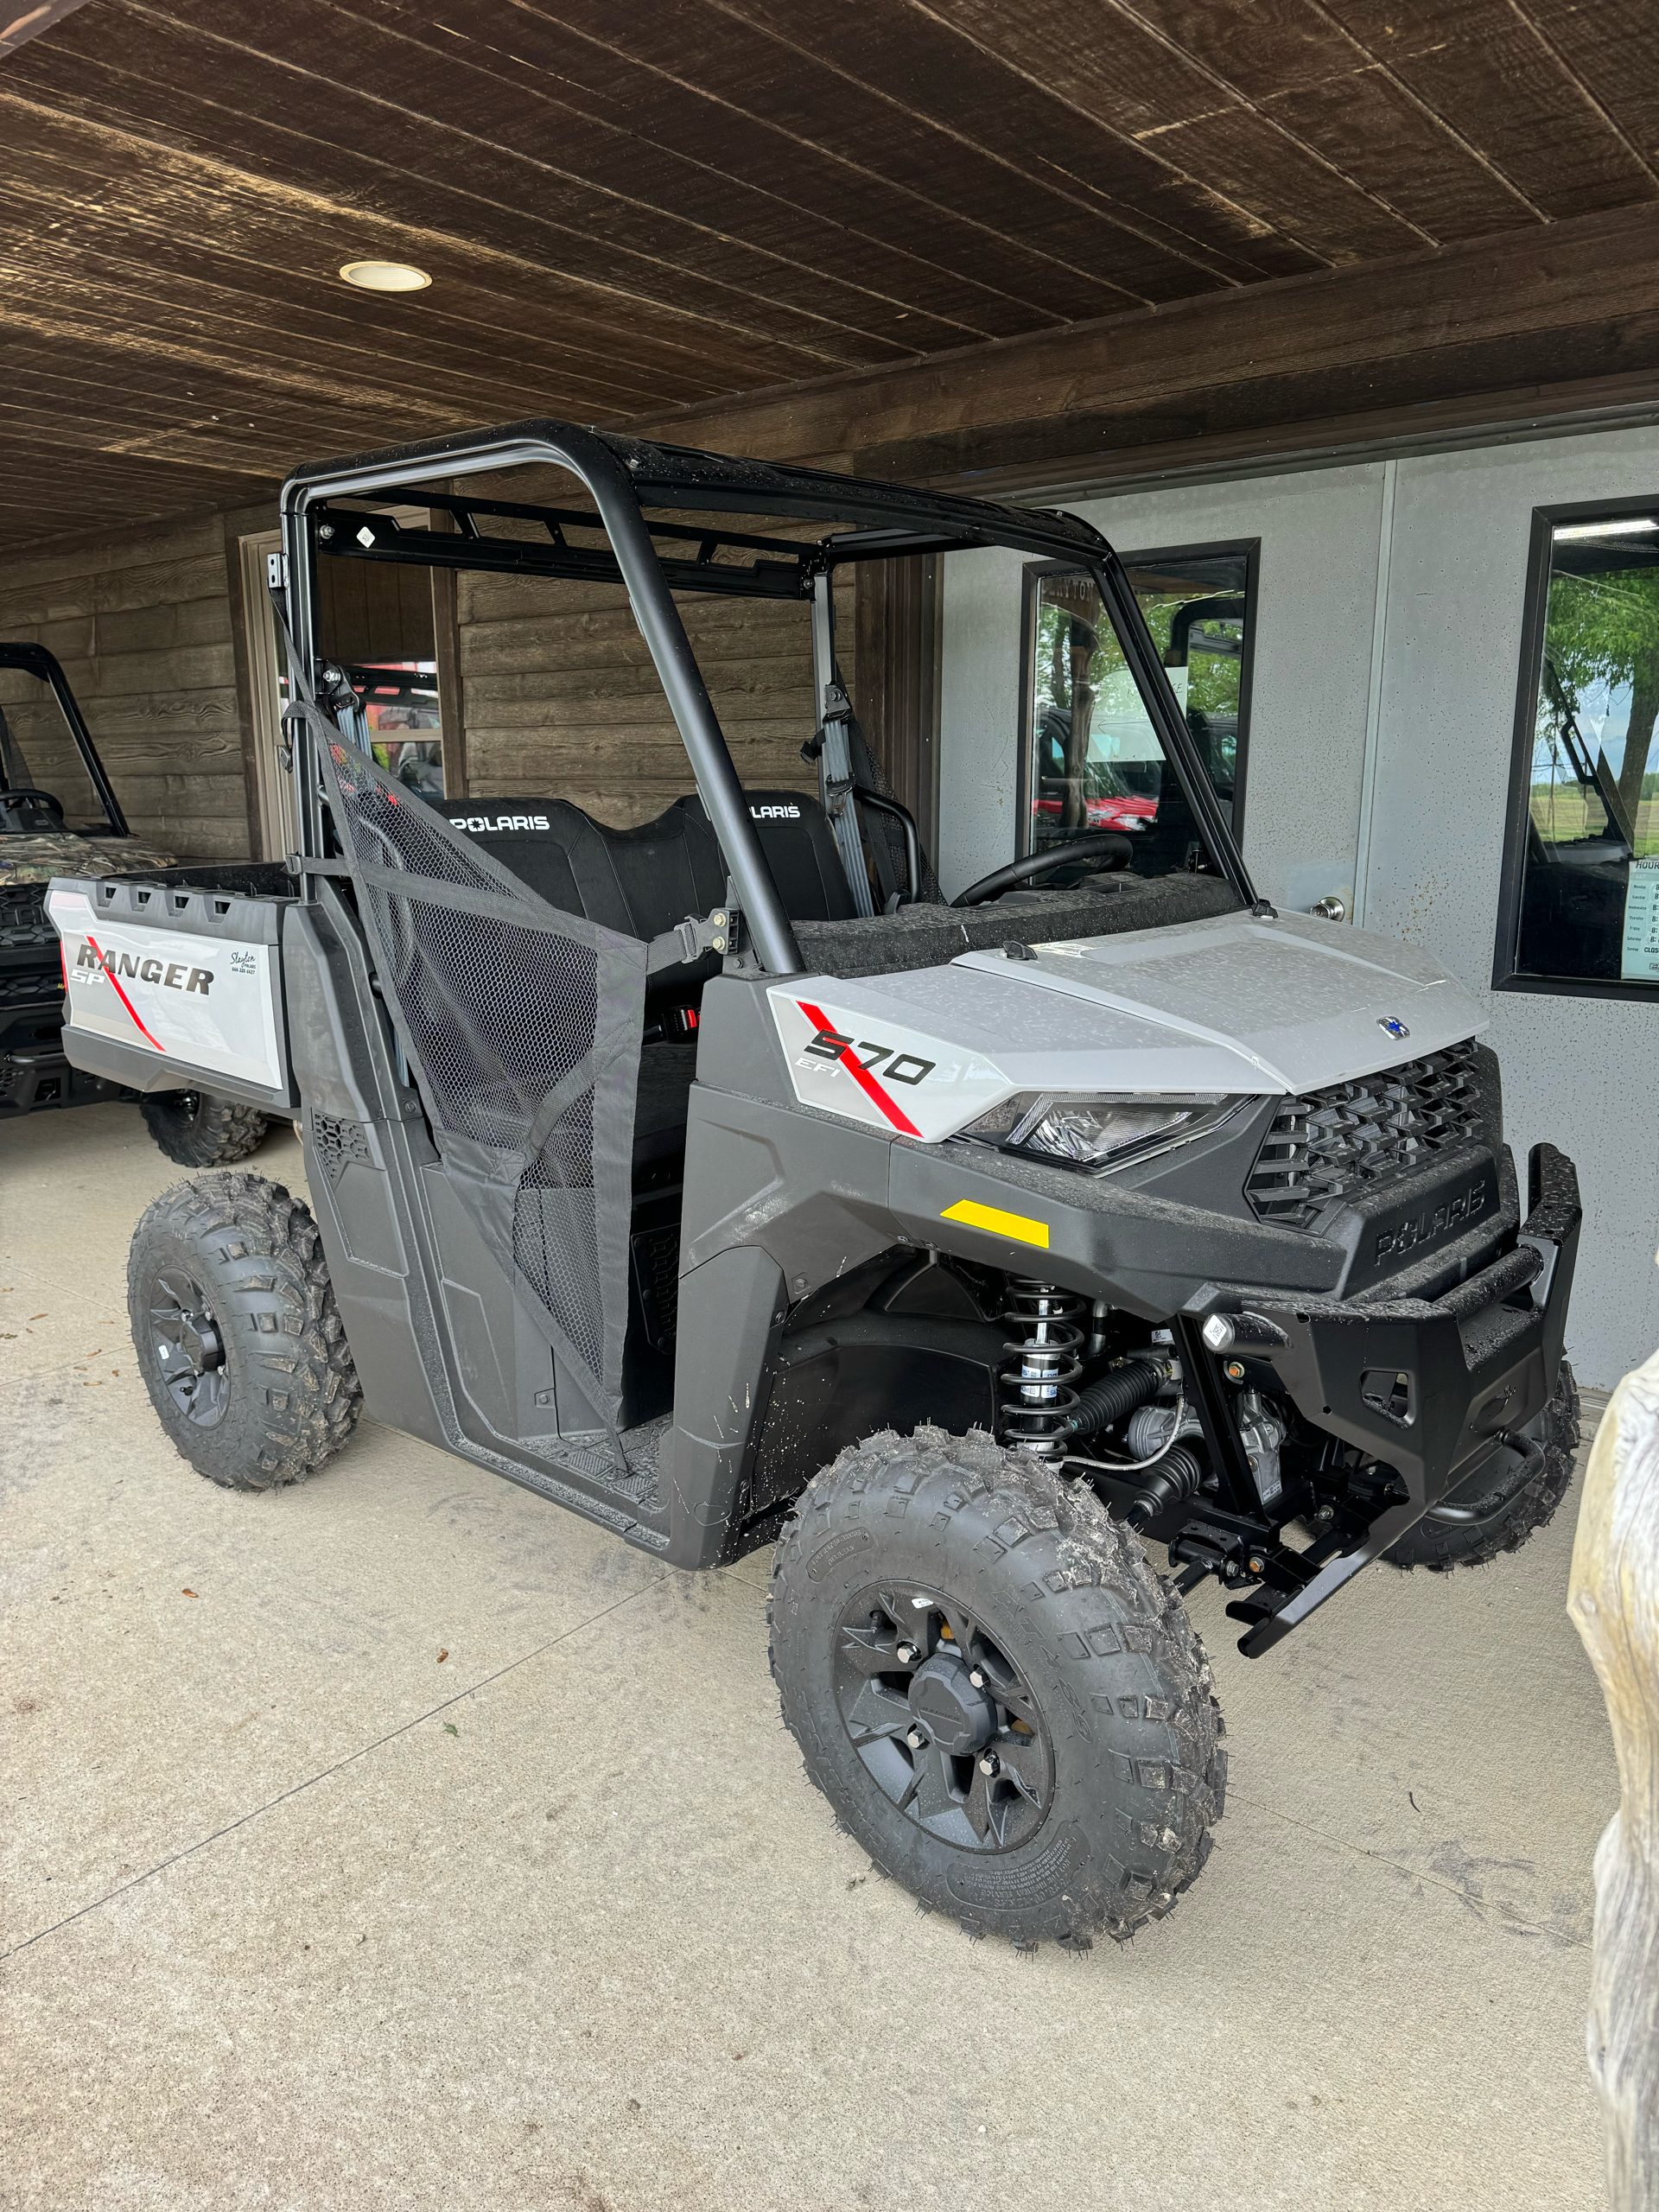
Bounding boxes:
[769,1427,1224,1951]
[128,1171,361,1491]
[1384,1357,1580,1572]
[140,1089,270,1167]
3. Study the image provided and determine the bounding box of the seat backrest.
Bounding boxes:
[448,787,859,934]
[442,796,727,938]
[443,794,735,1010]
[442,798,587,913]
[669,789,857,923]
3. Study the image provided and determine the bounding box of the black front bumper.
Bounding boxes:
[1227,1142,1581,1653]
[0,995,133,1115]
[0,1045,132,1114]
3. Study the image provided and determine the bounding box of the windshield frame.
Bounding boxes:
[0,643,129,838]
[279,419,1258,970]
[1017,543,1256,868]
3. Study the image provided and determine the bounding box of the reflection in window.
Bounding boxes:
[1025,547,1251,878]
[315,524,446,800]
[1511,514,1659,986]
[349,660,444,798]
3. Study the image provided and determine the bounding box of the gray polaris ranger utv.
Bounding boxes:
[52,423,1582,1952]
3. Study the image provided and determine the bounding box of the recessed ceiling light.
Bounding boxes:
[339,260,431,292]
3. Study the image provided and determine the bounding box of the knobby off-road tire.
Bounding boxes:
[140,1089,271,1167]
[1385,1357,1581,1572]
[128,1171,361,1491]
[769,1426,1225,1951]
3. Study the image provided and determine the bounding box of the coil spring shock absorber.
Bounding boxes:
[999,1280,1086,1457]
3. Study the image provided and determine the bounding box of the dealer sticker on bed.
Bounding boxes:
[45,883,284,1091]
[767,987,1012,1142]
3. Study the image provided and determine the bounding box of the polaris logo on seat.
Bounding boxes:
[751,803,800,820]
[77,943,212,995]
[448,813,550,833]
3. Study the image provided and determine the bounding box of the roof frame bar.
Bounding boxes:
[313,492,990,599]
[316,501,819,602]
[280,418,1257,946]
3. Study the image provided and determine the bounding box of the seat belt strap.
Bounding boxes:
[816,680,875,918]
[808,575,875,919]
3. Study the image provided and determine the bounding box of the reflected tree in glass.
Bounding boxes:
[1540,563,1659,857]
[1030,556,1246,857]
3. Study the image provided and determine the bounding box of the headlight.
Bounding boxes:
[959,1091,1240,1172]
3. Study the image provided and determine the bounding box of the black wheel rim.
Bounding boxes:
[149,1268,230,1428]
[833,1585,1053,1853]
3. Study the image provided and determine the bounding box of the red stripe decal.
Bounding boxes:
[86,932,166,1052]
[797,1000,921,1138]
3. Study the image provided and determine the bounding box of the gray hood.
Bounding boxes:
[952,909,1486,1093]
[766,910,1487,1146]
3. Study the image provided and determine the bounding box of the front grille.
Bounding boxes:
[1246,1039,1485,1230]
[0,887,52,950]
[0,969,61,1004]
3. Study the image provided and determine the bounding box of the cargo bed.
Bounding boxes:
[48,863,299,1113]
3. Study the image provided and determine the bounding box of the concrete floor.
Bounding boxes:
[0,1100,1617,2211]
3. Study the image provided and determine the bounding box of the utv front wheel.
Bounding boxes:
[1384,1358,1580,1573]
[769,1427,1224,1950]
[140,1089,271,1166]
[128,1171,361,1491]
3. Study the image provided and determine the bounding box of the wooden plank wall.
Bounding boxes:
[0,512,251,860]
[855,553,941,853]
[459,571,855,827]
[453,480,855,825]
[317,556,435,667]
[458,575,855,826]
[0,484,883,861]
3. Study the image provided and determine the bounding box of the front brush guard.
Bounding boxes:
[1219,1142,1581,1656]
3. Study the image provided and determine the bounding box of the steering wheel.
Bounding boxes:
[950,832,1133,909]
[0,787,66,831]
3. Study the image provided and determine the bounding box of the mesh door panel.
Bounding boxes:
[391,898,599,1147]
[515,1084,603,1381]
[313,721,645,1452]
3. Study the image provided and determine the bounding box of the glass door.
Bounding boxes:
[1021,543,1255,868]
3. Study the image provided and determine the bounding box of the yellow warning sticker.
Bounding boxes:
[939,1198,1051,1249]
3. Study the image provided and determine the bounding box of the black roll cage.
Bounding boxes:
[0,641,130,836]
[280,418,1256,974]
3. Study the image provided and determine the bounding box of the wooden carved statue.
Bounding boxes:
[1572,1347,1659,2208]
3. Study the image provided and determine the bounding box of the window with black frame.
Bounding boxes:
[1500,505,1659,993]
[1021,544,1254,873]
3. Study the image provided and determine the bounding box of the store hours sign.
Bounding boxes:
[1622,857,1659,981]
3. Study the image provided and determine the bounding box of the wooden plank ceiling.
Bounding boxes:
[3,0,1658,546]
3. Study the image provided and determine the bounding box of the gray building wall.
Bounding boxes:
[938,428,1659,1389]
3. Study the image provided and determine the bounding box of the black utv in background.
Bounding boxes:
[0,640,275,1164]
[52,423,1582,1954]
